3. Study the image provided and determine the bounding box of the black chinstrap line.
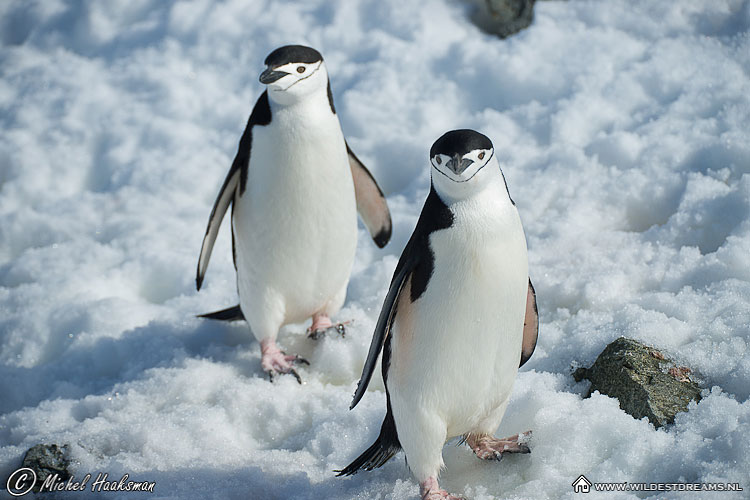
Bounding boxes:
[432,149,495,183]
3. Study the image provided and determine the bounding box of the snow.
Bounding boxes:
[1,0,749,498]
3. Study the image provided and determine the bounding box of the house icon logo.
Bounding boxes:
[572,475,592,493]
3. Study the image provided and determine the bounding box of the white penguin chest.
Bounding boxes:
[231,101,357,314]
[246,107,354,210]
[235,100,356,238]
[390,189,528,423]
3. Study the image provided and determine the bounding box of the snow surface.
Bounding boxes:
[1,0,750,499]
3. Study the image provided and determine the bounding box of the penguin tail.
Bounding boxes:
[335,409,401,476]
[335,439,399,477]
[197,305,245,321]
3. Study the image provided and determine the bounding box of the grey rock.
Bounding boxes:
[469,0,536,39]
[574,337,702,428]
[21,443,71,492]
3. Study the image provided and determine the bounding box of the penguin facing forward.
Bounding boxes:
[196,45,392,382]
[337,130,539,500]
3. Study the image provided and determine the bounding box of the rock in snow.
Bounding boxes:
[21,444,71,492]
[574,337,702,428]
[470,0,537,39]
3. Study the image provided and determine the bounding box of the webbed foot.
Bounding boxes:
[260,338,309,384]
[306,313,350,339]
[420,477,464,500]
[466,431,532,461]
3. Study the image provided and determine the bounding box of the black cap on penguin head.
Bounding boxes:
[264,45,323,68]
[430,129,493,159]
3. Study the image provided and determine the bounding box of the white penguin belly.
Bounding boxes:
[390,197,528,439]
[232,114,357,326]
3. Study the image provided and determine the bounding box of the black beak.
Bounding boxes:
[259,67,290,84]
[446,154,473,175]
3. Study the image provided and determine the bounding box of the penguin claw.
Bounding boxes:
[260,340,307,383]
[265,363,305,384]
[507,442,531,454]
[307,329,323,340]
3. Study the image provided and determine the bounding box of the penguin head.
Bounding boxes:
[430,129,501,201]
[259,45,329,105]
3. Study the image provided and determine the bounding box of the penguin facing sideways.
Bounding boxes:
[196,45,392,382]
[337,129,539,500]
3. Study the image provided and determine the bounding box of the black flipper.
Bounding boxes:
[198,305,245,322]
[195,91,272,290]
[346,142,392,248]
[196,167,239,290]
[349,187,453,410]
[340,186,454,477]
[349,253,414,410]
[520,279,538,368]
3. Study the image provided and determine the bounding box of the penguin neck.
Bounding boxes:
[432,164,509,207]
[268,85,334,121]
[434,171,520,245]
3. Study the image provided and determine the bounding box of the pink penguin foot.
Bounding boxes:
[466,431,532,461]
[260,338,309,384]
[306,313,350,340]
[419,477,464,500]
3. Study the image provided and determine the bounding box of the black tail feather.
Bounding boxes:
[197,305,245,321]
[335,440,399,476]
[336,403,401,477]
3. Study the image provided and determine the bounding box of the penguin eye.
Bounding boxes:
[435,156,442,165]
[297,66,306,73]
[478,152,485,160]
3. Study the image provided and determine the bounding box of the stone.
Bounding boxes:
[574,337,702,428]
[469,0,537,39]
[21,443,71,492]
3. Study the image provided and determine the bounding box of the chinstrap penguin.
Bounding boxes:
[337,129,539,500]
[196,45,392,383]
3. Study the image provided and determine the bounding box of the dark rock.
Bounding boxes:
[574,337,702,428]
[21,443,71,492]
[469,0,536,39]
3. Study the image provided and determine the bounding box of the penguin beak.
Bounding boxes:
[259,67,290,84]
[446,154,473,175]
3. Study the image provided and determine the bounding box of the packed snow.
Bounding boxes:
[1,0,749,499]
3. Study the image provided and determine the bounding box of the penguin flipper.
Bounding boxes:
[346,142,392,248]
[520,279,538,368]
[350,187,452,409]
[196,167,240,290]
[349,253,415,410]
[198,304,245,321]
[196,91,272,291]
